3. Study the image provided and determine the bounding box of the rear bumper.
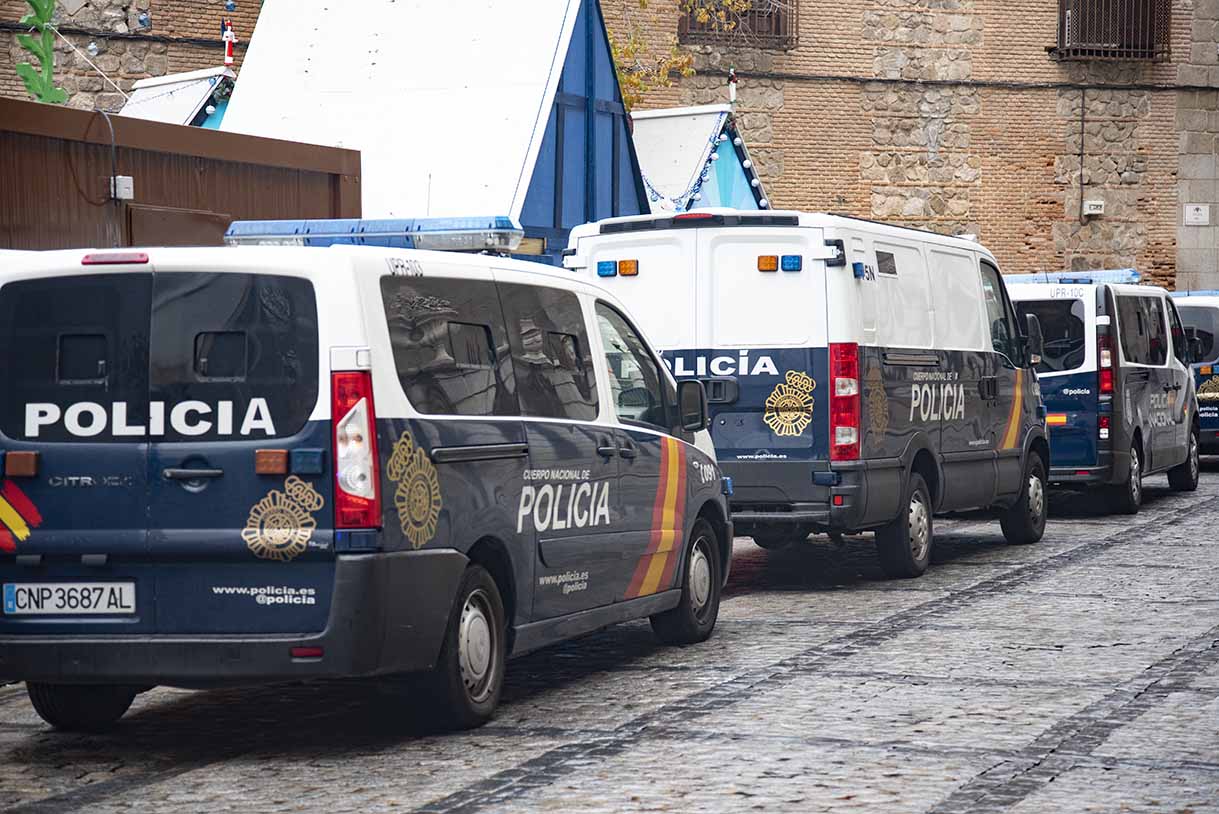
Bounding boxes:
[0,549,467,687]
[1048,447,1123,487]
[1200,426,1219,453]
[725,459,902,535]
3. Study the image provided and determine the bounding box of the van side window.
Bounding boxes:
[876,251,898,276]
[1117,295,1168,366]
[979,261,1018,363]
[498,283,598,421]
[1177,304,1219,363]
[381,277,517,417]
[595,302,669,430]
[1166,300,1190,366]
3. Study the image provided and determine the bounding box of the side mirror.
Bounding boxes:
[1024,313,1045,367]
[677,379,709,432]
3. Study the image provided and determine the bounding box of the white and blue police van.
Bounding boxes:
[564,210,1049,578]
[1171,291,1219,454]
[0,217,732,731]
[1007,270,1200,513]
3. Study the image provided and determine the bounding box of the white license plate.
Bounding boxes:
[3,582,136,616]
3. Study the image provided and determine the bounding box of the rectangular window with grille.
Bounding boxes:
[678,1,798,50]
[1053,0,1171,62]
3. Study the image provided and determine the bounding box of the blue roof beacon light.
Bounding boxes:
[1004,269,1142,285]
[1173,290,1219,298]
[224,216,524,253]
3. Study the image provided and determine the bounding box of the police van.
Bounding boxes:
[1171,291,1219,454]
[0,218,732,731]
[1007,271,1200,512]
[564,210,1049,578]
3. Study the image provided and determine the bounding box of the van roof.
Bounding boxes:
[569,208,995,258]
[0,245,637,315]
[1008,281,1170,299]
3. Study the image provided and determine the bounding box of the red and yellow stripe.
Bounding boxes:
[1000,369,1025,450]
[624,438,687,599]
[0,480,41,553]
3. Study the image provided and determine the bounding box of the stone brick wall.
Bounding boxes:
[1,0,259,111]
[608,0,1219,287]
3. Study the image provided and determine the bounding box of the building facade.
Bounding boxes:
[605,0,1219,288]
[3,1,1217,286]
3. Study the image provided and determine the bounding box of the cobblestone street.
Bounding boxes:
[2,469,1217,814]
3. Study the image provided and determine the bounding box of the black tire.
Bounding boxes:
[876,472,933,579]
[26,683,137,732]
[1168,425,1200,492]
[1108,441,1143,515]
[421,564,507,731]
[1000,453,1048,545]
[651,518,722,645]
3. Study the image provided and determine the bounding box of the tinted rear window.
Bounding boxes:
[0,272,318,442]
[381,276,518,416]
[0,274,151,442]
[1016,299,1087,374]
[151,273,319,441]
[1177,304,1219,364]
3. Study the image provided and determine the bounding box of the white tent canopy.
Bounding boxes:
[220,0,581,220]
[631,104,767,213]
[120,67,234,126]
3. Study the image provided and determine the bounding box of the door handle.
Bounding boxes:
[596,444,617,459]
[163,468,224,480]
[618,445,638,460]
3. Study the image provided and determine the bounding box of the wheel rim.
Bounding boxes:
[1027,471,1046,526]
[908,491,930,562]
[688,536,714,621]
[1130,447,1142,504]
[458,589,497,704]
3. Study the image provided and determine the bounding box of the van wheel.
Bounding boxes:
[26,683,137,732]
[1168,427,1200,492]
[876,472,933,579]
[1108,442,1143,515]
[423,564,506,730]
[651,518,722,645]
[1000,454,1048,545]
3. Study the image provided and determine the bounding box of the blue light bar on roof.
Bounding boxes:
[1173,290,1219,298]
[1004,269,1141,285]
[224,216,523,252]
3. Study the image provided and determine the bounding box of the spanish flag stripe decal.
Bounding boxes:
[0,495,32,543]
[658,444,688,590]
[0,528,14,553]
[1001,370,1025,450]
[625,438,688,599]
[1,481,41,528]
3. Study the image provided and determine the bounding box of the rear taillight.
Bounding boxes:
[1099,414,1111,441]
[830,343,860,462]
[1099,333,1114,395]
[331,371,381,529]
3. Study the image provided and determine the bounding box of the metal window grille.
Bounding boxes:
[678,1,798,50]
[1054,0,1171,62]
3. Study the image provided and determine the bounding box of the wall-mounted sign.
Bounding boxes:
[1185,204,1211,227]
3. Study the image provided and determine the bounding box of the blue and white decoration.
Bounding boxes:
[632,104,770,213]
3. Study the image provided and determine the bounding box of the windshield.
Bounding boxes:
[1015,299,1087,374]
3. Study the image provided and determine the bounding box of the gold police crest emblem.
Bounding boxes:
[864,362,889,440]
[1199,376,1219,402]
[242,476,326,562]
[764,371,816,437]
[387,431,442,549]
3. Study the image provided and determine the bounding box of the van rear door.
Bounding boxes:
[695,227,830,467]
[146,270,332,634]
[0,271,152,630]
